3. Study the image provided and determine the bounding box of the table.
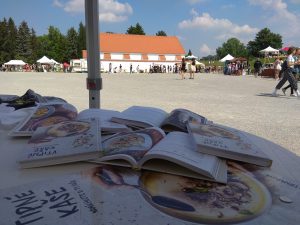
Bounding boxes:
[261,68,275,78]
[0,108,299,225]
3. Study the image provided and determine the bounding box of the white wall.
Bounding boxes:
[130,54,142,60]
[165,55,176,61]
[148,54,159,61]
[111,53,123,60]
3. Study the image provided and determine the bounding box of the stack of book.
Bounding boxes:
[11,103,272,185]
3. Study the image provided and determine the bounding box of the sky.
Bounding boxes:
[1,0,300,58]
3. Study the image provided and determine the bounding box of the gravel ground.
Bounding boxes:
[1,71,299,155]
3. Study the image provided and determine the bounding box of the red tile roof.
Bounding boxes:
[99,33,185,55]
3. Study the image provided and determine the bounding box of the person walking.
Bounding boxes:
[254,58,262,78]
[281,48,300,96]
[190,58,196,79]
[272,47,300,97]
[180,58,186,80]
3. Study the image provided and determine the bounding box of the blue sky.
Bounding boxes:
[1,0,300,57]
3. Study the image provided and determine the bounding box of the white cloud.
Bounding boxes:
[200,44,213,55]
[53,0,64,8]
[190,8,199,17]
[53,0,133,22]
[178,12,258,35]
[290,0,300,3]
[248,0,300,38]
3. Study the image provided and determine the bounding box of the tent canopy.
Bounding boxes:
[37,56,52,64]
[50,59,60,64]
[4,60,26,66]
[185,55,198,59]
[259,46,279,53]
[220,54,234,62]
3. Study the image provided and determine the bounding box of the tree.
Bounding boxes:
[216,38,248,59]
[77,22,86,58]
[29,28,38,64]
[247,28,282,57]
[16,21,32,62]
[47,26,67,62]
[126,23,145,35]
[156,30,167,36]
[0,18,9,64]
[6,17,17,61]
[66,27,79,60]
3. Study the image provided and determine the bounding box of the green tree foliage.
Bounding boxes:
[126,23,145,35]
[66,27,79,60]
[216,38,248,59]
[29,28,38,64]
[16,21,32,61]
[47,26,67,62]
[156,30,167,36]
[0,18,9,64]
[7,18,17,61]
[247,28,282,57]
[77,22,86,58]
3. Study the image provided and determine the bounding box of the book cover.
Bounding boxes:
[1,163,297,225]
[187,122,273,167]
[19,118,101,168]
[9,103,78,136]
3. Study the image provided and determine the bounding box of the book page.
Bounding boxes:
[161,108,208,132]
[139,132,223,180]
[111,106,168,128]
[77,108,130,134]
[97,127,166,168]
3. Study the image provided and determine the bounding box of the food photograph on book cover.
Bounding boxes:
[191,124,241,141]
[19,104,77,132]
[82,163,274,225]
[139,162,272,224]
[29,120,92,144]
[102,128,164,161]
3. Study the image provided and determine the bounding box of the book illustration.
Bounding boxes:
[139,162,272,224]
[102,128,165,161]
[161,108,208,132]
[29,120,92,144]
[12,103,77,135]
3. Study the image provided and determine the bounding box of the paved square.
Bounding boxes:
[1,72,299,156]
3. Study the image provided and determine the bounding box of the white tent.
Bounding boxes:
[260,46,279,54]
[185,55,198,59]
[37,56,52,64]
[219,54,234,62]
[50,59,60,64]
[4,60,26,66]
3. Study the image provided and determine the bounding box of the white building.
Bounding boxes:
[82,33,185,73]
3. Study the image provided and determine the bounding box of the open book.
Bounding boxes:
[110,106,209,132]
[91,127,227,183]
[19,118,101,168]
[187,122,273,167]
[9,103,131,136]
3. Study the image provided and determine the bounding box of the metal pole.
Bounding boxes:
[85,0,102,108]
